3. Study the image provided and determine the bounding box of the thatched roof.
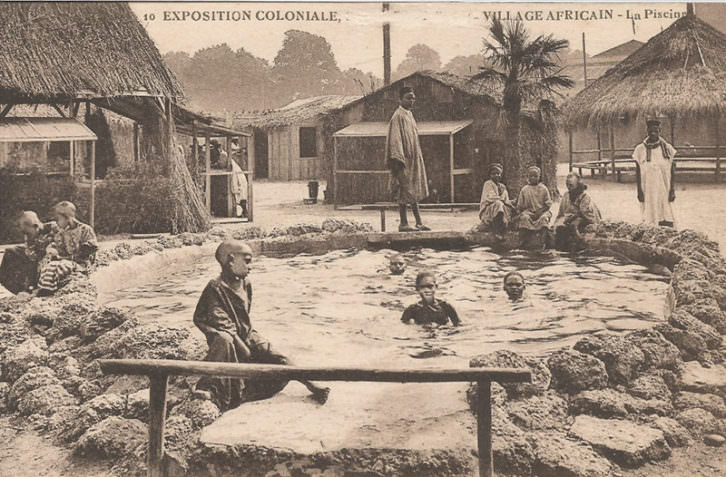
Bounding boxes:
[591,40,644,59]
[235,95,361,129]
[563,13,726,127]
[0,3,183,103]
[409,71,501,102]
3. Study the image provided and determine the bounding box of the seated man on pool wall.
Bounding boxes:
[401,271,461,326]
[193,240,330,411]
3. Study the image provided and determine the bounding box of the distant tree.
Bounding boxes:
[234,47,272,110]
[341,68,381,95]
[394,44,442,80]
[443,54,487,77]
[163,51,193,78]
[272,30,345,102]
[473,19,573,195]
[182,44,241,112]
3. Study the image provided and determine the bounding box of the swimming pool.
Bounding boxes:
[102,246,668,368]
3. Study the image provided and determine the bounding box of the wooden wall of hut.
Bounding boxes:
[266,120,327,181]
[324,75,504,204]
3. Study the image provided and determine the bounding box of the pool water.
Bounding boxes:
[103,247,668,367]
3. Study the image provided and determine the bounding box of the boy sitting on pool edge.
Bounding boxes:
[401,271,461,326]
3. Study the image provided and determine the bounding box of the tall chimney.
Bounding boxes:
[686,3,695,16]
[383,3,391,85]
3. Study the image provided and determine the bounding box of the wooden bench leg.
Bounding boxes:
[380,210,386,232]
[477,380,493,477]
[148,374,169,477]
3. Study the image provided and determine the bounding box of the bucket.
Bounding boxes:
[307,180,319,200]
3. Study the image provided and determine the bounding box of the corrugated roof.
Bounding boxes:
[333,120,473,137]
[0,117,97,142]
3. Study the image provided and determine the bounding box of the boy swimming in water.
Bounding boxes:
[388,253,406,275]
[401,271,461,326]
[503,271,526,301]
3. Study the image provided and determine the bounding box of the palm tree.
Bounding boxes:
[473,19,573,195]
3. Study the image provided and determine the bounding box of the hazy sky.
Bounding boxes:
[130,2,688,76]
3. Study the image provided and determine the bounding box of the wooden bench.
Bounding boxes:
[99,359,531,477]
[574,155,725,182]
[359,202,479,231]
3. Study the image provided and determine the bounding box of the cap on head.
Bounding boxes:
[399,86,414,99]
[527,165,541,175]
[215,240,252,265]
[54,201,77,219]
[646,118,661,128]
[489,163,504,174]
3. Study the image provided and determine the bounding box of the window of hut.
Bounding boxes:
[299,127,317,158]
[47,141,70,173]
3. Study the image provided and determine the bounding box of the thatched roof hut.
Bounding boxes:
[563,12,726,127]
[235,95,362,129]
[0,2,182,103]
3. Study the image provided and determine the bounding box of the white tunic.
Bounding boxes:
[632,140,676,225]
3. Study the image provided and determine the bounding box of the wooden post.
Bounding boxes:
[333,136,339,209]
[380,210,386,232]
[582,33,588,88]
[609,122,616,181]
[477,380,493,477]
[205,131,211,213]
[596,127,602,164]
[90,141,96,229]
[0,103,14,119]
[449,133,455,203]
[670,116,675,146]
[133,123,140,162]
[716,116,721,183]
[69,141,75,177]
[248,134,255,222]
[568,131,573,172]
[148,374,169,477]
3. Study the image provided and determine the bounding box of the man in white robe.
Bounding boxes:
[632,118,677,227]
[384,86,430,232]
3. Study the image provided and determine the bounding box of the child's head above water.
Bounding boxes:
[388,253,406,275]
[415,271,437,304]
[503,271,526,301]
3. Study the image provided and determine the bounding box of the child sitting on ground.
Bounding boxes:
[516,166,553,249]
[36,201,97,295]
[401,271,461,326]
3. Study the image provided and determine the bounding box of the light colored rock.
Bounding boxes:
[17,384,77,415]
[124,387,150,421]
[8,367,60,408]
[491,407,536,476]
[625,329,680,371]
[75,416,147,458]
[547,349,608,395]
[531,431,614,477]
[571,389,672,419]
[2,340,49,382]
[675,408,719,437]
[704,434,726,447]
[674,391,726,418]
[669,310,722,349]
[171,398,220,429]
[82,393,126,418]
[506,392,569,431]
[470,350,551,398]
[569,415,671,468]
[574,334,644,385]
[650,417,692,448]
[628,374,672,401]
[678,361,726,396]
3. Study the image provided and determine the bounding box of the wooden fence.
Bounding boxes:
[99,359,531,477]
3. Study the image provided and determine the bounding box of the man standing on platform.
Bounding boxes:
[632,118,677,227]
[385,86,430,232]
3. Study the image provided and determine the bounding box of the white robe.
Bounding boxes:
[230,159,248,202]
[633,139,676,225]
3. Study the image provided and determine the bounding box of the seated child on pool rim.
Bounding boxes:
[401,271,461,326]
[193,240,330,411]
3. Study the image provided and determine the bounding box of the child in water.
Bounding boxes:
[401,271,461,326]
[388,253,406,275]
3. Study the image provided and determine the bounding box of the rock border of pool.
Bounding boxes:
[0,218,725,477]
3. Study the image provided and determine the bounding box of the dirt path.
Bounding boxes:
[0,417,113,477]
[623,442,726,477]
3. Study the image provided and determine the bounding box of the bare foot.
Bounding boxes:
[415,224,431,231]
[311,387,330,404]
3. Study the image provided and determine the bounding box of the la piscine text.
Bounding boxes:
[146,10,339,22]
[482,8,687,22]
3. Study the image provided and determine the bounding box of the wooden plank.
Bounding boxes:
[452,168,473,175]
[335,170,390,174]
[380,209,386,232]
[148,374,168,477]
[333,136,339,208]
[716,116,721,183]
[609,123,616,181]
[0,104,14,119]
[248,134,255,222]
[362,202,478,210]
[449,133,455,203]
[289,126,296,181]
[98,360,532,383]
[477,381,493,477]
[134,123,141,162]
[69,141,75,177]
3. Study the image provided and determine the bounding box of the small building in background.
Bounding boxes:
[235,95,361,181]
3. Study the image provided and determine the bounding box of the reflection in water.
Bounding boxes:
[102,246,668,368]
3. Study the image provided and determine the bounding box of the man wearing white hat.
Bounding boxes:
[632,118,677,227]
